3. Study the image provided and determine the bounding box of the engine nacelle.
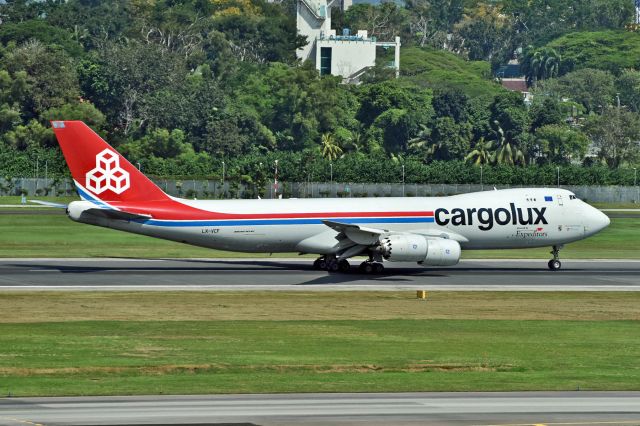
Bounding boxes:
[420,238,461,266]
[66,200,96,222]
[378,234,461,266]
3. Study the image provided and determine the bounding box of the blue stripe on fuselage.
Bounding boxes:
[137,217,436,227]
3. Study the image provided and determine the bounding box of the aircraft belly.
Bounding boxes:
[133,223,326,253]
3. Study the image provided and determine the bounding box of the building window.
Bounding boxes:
[320,47,332,75]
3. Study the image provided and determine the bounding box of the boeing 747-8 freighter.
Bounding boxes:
[51,121,610,272]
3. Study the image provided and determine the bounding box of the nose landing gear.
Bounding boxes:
[548,245,563,270]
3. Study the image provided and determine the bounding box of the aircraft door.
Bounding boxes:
[557,195,564,206]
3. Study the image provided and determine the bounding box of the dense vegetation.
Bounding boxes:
[0,0,639,186]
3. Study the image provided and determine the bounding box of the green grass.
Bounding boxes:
[591,202,640,209]
[0,195,80,205]
[1,318,638,396]
[1,291,637,396]
[0,212,637,258]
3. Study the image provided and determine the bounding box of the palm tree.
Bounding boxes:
[521,46,561,88]
[320,133,342,161]
[492,125,525,166]
[408,124,430,153]
[465,137,494,165]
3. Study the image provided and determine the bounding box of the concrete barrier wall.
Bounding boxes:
[2,178,639,203]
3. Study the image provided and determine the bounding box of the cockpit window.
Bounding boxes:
[569,195,577,200]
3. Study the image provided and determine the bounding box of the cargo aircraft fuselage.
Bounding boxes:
[52,121,610,272]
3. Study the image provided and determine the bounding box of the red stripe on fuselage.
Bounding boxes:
[105,199,434,221]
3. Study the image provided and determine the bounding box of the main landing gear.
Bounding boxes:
[358,261,384,274]
[313,256,351,273]
[312,255,385,274]
[548,245,563,270]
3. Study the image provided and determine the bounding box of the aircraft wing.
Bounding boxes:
[321,220,387,245]
[322,220,470,245]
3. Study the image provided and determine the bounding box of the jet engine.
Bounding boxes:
[67,201,95,221]
[377,235,461,266]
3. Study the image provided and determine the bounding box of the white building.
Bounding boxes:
[297,0,400,82]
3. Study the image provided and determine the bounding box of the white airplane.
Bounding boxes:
[51,121,610,272]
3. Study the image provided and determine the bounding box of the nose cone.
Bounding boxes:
[584,207,610,236]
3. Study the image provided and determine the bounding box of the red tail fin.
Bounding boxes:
[51,121,169,202]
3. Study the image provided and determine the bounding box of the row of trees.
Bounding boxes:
[0,0,639,187]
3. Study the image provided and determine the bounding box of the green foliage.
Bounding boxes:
[453,2,513,64]
[502,0,634,46]
[0,20,84,57]
[547,31,640,75]
[1,40,79,118]
[534,124,590,165]
[0,0,638,184]
[41,102,106,131]
[585,108,640,167]
[343,3,409,42]
[520,46,561,87]
[399,47,504,98]
[616,69,640,113]
[540,68,616,114]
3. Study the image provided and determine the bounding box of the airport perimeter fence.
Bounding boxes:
[2,178,639,204]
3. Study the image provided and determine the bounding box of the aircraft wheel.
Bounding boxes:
[360,262,374,274]
[338,260,351,273]
[318,258,327,270]
[548,259,561,270]
[328,261,340,272]
[313,258,323,270]
[373,262,384,273]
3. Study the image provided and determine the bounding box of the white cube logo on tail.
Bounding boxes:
[85,149,130,194]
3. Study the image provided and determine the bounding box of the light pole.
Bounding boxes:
[136,162,141,171]
[35,156,39,193]
[274,159,279,198]
[222,161,225,199]
[402,164,405,197]
[480,165,483,191]
[557,166,560,188]
[634,167,638,203]
[330,162,333,196]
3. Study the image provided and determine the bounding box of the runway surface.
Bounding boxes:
[1,392,640,425]
[1,258,640,291]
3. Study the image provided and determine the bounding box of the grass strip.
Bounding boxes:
[0,292,638,396]
[0,319,638,396]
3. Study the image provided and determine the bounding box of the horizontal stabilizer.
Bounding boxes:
[28,200,68,208]
[83,208,152,221]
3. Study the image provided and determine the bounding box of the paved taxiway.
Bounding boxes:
[1,392,639,425]
[1,258,639,291]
